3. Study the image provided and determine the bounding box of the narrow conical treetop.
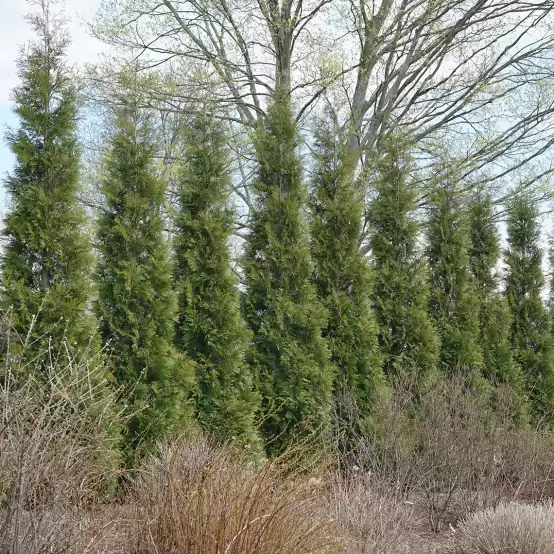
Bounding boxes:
[242,92,334,453]
[174,111,260,450]
[1,1,95,359]
[310,116,385,436]
[505,194,554,416]
[95,95,194,457]
[468,189,527,417]
[368,139,439,384]
[427,180,483,379]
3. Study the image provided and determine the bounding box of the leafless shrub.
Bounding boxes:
[498,423,554,502]
[447,501,554,554]
[130,434,343,554]
[0,321,123,554]
[350,376,554,533]
[328,471,413,554]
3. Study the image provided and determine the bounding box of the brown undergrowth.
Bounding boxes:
[129,436,341,554]
[1,334,553,554]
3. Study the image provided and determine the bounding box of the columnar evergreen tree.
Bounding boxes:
[505,195,554,415]
[173,112,260,449]
[427,182,483,377]
[310,117,385,428]
[242,92,333,452]
[367,141,439,383]
[548,234,554,332]
[1,2,95,357]
[95,98,194,455]
[468,191,523,389]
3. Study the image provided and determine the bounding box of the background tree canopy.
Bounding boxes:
[2,0,554,458]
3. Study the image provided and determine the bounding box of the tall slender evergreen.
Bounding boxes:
[310,118,385,430]
[95,98,194,456]
[242,92,333,452]
[367,141,439,383]
[427,182,483,378]
[173,113,260,449]
[1,2,95,358]
[548,234,554,332]
[505,195,554,416]
[468,191,523,388]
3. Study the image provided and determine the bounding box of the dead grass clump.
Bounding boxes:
[131,435,342,554]
[448,501,554,554]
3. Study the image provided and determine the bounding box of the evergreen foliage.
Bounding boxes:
[505,195,554,415]
[427,181,483,378]
[173,112,260,449]
[367,141,439,383]
[548,234,554,331]
[1,3,95,358]
[468,191,523,390]
[310,117,385,428]
[95,99,194,456]
[242,92,334,452]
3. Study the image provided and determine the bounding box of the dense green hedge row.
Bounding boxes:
[2,11,553,460]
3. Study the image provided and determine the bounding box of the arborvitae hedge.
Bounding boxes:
[367,141,439,383]
[173,112,260,450]
[95,102,194,456]
[548,235,554,333]
[310,118,384,431]
[468,191,524,394]
[427,182,483,379]
[1,6,95,358]
[242,92,334,453]
[505,195,554,416]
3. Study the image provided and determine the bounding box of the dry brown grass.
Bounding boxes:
[130,435,343,554]
[447,501,554,554]
[2,319,553,553]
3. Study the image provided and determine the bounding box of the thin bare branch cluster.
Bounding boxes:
[0,319,123,554]
[90,0,554,197]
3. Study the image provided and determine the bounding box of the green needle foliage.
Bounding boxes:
[548,234,554,332]
[173,112,260,450]
[468,191,524,391]
[310,117,385,432]
[427,181,483,379]
[1,3,95,359]
[95,98,194,458]
[367,140,439,384]
[242,92,334,453]
[505,194,554,416]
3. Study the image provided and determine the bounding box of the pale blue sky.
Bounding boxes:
[0,0,104,211]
